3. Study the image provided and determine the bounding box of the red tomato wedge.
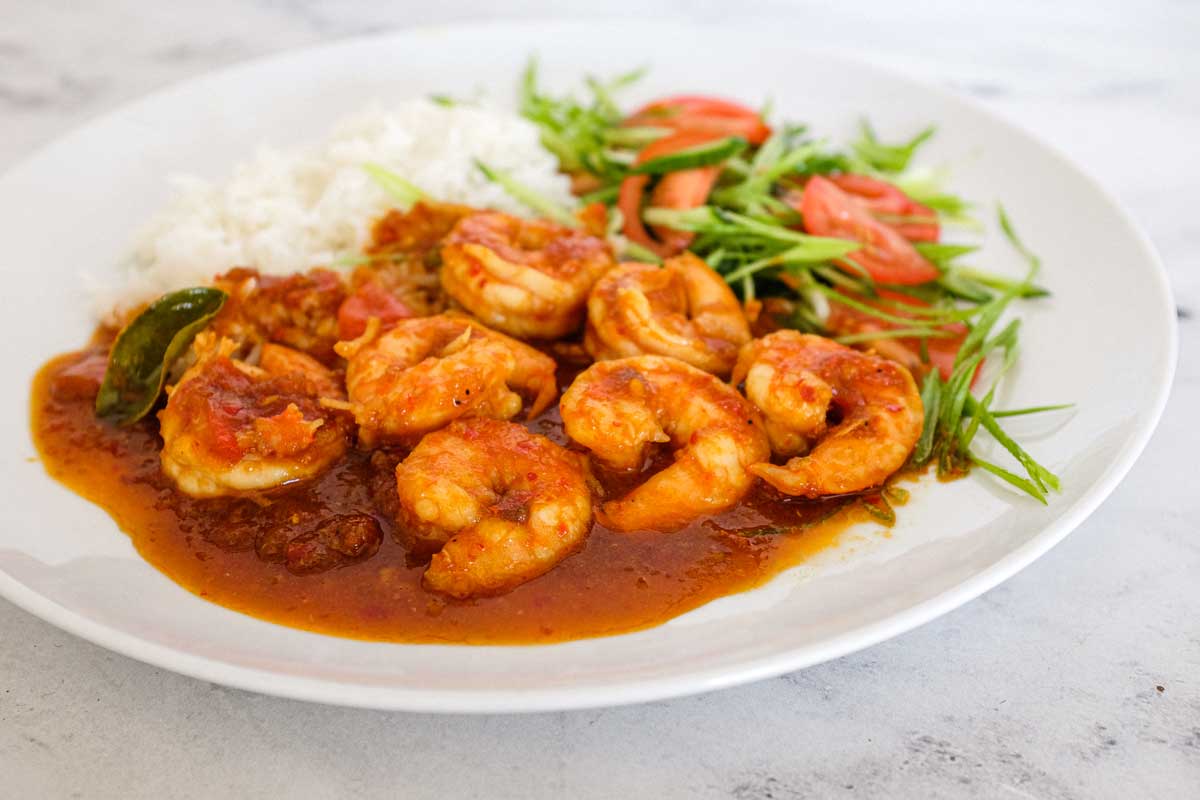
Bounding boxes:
[624,95,771,145]
[799,176,940,285]
[830,174,940,243]
[825,288,973,382]
[337,280,414,340]
[618,130,725,258]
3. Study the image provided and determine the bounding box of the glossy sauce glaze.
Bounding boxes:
[31,349,886,645]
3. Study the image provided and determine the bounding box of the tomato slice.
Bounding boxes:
[337,280,414,340]
[618,130,725,258]
[617,174,655,252]
[825,288,973,382]
[830,174,940,243]
[625,95,771,145]
[799,176,940,285]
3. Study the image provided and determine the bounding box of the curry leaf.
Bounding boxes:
[95,287,227,425]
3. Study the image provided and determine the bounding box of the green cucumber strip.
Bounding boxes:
[629,136,748,176]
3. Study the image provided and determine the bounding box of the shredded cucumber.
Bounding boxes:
[630,136,747,175]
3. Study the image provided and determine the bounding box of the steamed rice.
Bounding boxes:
[96,100,572,316]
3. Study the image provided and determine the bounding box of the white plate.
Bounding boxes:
[0,21,1176,712]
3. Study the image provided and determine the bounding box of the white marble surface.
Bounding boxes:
[2,1,1197,797]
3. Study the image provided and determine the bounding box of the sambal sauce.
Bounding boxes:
[31,347,877,645]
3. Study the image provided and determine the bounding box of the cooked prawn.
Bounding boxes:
[210,267,346,364]
[560,355,769,532]
[732,331,923,497]
[159,332,350,498]
[584,253,751,375]
[332,313,556,446]
[394,418,593,598]
[440,211,614,339]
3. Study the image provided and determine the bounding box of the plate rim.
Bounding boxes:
[2,19,1179,713]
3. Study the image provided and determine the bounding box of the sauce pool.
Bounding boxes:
[31,349,877,645]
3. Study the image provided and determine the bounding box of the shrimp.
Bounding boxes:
[332,313,556,446]
[210,267,346,364]
[560,355,770,532]
[584,253,751,375]
[731,331,923,497]
[440,211,615,339]
[159,332,350,498]
[394,418,594,598]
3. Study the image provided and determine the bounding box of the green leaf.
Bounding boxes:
[95,287,227,425]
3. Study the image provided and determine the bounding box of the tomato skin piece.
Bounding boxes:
[625,95,771,145]
[799,176,940,285]
[830,174,940,243]
[202,397,246,464]
[618,130,725,258]
[336,280,414,340]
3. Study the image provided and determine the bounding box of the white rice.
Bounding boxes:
[95,100,571,316]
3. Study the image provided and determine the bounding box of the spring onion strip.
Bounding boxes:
[949,266,1050,298]
[621,240,663,264]
[989,403,1074,418]
[969,455,1047,503]
[474,160,579,228]
[362,163,426,209]
[834,328,958,345]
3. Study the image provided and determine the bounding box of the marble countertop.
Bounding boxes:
[2,2,1196,797]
